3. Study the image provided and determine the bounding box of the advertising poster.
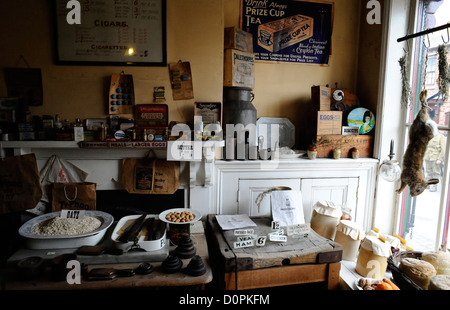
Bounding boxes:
[240,0,334,65]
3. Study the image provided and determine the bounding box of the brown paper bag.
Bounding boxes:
[51,182,97,211]
[0,153,42,214]
[122,158,180,194]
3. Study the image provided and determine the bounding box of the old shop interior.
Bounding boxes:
[0,0,450,294]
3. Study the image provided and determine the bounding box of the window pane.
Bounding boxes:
[399,0,450,251]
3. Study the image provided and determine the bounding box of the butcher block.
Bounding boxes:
[206,215,342,290]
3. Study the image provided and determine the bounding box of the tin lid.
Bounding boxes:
[313,200,342,218]
[336,220,365,240]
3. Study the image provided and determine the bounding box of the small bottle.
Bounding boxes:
[54,114,62,130]
[73,118,84,141]
[99,123,107,141]
[143,129,148,141]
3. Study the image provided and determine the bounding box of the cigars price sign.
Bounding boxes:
[54,0,166,66]
[240,0,334,65]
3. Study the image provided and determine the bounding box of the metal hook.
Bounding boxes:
[442,27,450,44]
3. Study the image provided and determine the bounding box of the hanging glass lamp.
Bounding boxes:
[379,139,401,182]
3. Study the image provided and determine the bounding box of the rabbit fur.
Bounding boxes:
[396,89,439,196]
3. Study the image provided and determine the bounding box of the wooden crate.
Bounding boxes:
[316,134,374,158]
[206,215,342,290]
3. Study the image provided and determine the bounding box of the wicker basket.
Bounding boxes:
[387,251,423,290]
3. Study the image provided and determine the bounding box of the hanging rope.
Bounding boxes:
[399,54,412,108]
[438,44,450,101]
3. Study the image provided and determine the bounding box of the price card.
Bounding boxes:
[269,234,287,242]
[233,239,254,249]
[234,229,254,236]
[286,223,310,236]
[255,236,267,247]
[271,221,280,230]
[60,210,85,220]
[237,234,256,242]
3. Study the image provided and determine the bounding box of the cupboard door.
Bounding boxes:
[238,179,301,217]
[301,178,358,223]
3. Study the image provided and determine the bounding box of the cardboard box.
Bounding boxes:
[316,135,374,158]
[317,111,342,135]
[134,104,168,127]
[311,86,331,111]
[257,14,314,53]
[224,27,253,53]
[224,49,255,89]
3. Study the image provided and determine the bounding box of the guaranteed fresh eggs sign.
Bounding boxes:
[240,0,334,65]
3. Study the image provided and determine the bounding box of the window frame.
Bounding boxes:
[389,0,450,251]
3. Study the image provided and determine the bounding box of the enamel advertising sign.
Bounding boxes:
[240,0,334,65]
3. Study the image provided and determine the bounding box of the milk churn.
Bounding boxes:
[222,86,257,160]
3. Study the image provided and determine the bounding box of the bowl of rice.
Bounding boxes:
[19,211,114,249]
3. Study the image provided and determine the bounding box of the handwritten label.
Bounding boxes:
[60,209,85,219]
[286,223,310,236]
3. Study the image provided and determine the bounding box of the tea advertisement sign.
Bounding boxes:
[240,0,334,65]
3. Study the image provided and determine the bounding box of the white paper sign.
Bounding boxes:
[286,223,311,236]
[271,190,305,226]
[215,214,257,230]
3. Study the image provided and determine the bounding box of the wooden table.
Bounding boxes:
[1,224,212,290]
[206,214,342,290]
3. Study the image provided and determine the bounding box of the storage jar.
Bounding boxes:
[355,235,391,279]
[310,201,342,240]
[334,220,365,261]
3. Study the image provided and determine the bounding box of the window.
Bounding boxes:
[398,0,450,251]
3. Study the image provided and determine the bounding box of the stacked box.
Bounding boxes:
[224,49,255,89]
[224,27,255,89]
[134,104,168,141]
[311,86,331,111]
[317,111,342,135]
[224,26,253,53]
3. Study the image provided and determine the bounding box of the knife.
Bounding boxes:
[117,214,147,243]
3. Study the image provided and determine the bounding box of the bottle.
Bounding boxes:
[73,118,84,141]
[143,129,148,141]
[99,123,107,141]
[54,115,63,140]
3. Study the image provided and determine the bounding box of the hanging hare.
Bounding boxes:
[396,89,439,196]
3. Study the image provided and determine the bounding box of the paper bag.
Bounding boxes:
[51,182,96,211]
[122,158,180,194]
[271,189,305,226]
[29,155,88,215]
[0,153,42,214]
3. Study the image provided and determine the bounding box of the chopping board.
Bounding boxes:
[207,215,342,272]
